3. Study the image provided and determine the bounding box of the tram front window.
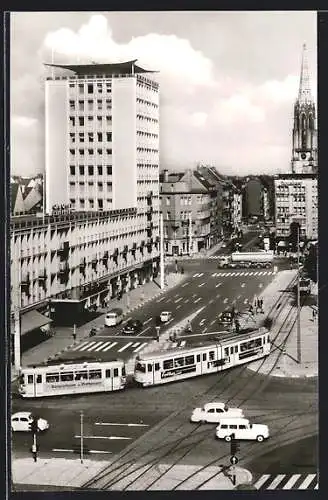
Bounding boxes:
[135,362,146,373]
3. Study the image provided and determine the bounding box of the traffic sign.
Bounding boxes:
[230,455,238,465]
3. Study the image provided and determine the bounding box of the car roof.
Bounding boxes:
[12,411,32,418]
[161,311,170,314]
[204,402,225,408]
[218,418,249,424]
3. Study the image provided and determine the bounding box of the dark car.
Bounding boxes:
[218,311,233,325]
[122,319,143,335]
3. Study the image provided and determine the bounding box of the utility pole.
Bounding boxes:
[296,223,301,364]
[189,212,193,256]
[160,212,165,290]
[80,411,84,464]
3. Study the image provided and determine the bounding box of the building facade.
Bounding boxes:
[160,169,221,256]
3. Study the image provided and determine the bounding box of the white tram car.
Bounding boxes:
[134,328,270,387]
[18,358,126,398]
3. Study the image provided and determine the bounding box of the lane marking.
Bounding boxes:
[88,341,105,352]
[183,299,189,303]
[95,422,149,427]
[79,342,97,351]
[215,283,222,288]
[122,317,132,324]
[94,341,112,352]
[210,320,216,326]
[254,474,271,489]
[181,282,190,288]
[199,319,206,326]
[133,342,148,352]
[118,342,133,352]
[198,273,204,277]
[138,326,151,336]
[298,474,316,489]
[244,298,248,304]
[209,299,214,304]
[174,297,183,303]
[74,435,132,440]
[198,282,206,287]
[157,296,166,302]
[223,297,229,303]
[174,293,180,298]
[211,273,217,277]
[267,474,286,489]
[131,342,140,348]
[216,293,221,298]
[102,341,117,352]
[282,474,301,489]
[241,283,245,288]
[202,327,208,333]
[144,317,153,325]
[177,304,182,309]
[71,341,89,351]
[194,297,202,303]
[52,448,112,454]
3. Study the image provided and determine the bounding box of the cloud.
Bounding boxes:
[12,115,38,127]
[191,112,208,127]
[213,94,265,125]
[11,114,44,176]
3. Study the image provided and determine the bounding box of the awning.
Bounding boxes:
[17,310,52,336]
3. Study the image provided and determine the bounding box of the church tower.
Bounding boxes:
[291,43,317,174]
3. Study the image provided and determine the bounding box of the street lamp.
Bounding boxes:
[292,216,303,364]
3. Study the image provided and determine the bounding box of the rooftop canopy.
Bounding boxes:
[44,59,158,76]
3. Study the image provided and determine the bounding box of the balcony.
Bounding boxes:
[58,242,70,261]
[147,206,153,214]
[38,270,47,281]
[58,264,70,283]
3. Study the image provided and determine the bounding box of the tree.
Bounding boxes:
[289,221,300,253]
[304,243,318,283]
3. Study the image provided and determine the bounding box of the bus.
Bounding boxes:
[18,358,126,398]
[134,328,270,387]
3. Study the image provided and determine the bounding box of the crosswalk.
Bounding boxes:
[192,271,275,278]
[253,473,318,490]
[71,340,149,354]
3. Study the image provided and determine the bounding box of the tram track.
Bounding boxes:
[82,274,311,490]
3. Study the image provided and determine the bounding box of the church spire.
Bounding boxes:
[298,43,312,103]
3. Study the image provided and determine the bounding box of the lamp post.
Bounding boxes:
[293,217,302,364]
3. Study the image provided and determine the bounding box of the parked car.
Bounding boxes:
[160,311,173,323]
[215,418,269,442]
[11,412,49,432]
[122,319,143,335]
[191,402,244,423]
[218,311,233,325]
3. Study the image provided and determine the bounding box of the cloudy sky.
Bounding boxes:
[10,11,317,177]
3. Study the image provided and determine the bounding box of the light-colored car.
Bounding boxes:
[190,402,244,423]
[215,418,269,442]
[11,411,49,432]
[160,311,172,323]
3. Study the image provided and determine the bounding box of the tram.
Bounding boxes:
[134,328,270,387]
[18,358,126,398]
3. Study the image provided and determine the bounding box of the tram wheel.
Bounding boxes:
[225,435,232,442]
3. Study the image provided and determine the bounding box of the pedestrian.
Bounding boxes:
[254,298,259,314]
[72,331,77,342]
[249,304,254,315]
[259,298,264,313]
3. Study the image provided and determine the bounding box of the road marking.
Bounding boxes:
[94,341,112,352]
[199,319,206,325]
[79,341,97,351]
[216,293,221,298]
[223,297,228,303]
[183,299,189,303]
[243,272,250,276]
[254,474,271,489]
[157,296,166,302]
[211,273,218,277]
[239,272,245,276]
[198,273,204,277]
[210,320,216,326]
[102,341,117,352]
[194,297,202,303]
[118,342,133,352]
[259,283,263,288]
[192,293,197,298]
[122,317,132,324]
[267,474,286,489]
[181,282,190,288]
[174,297,183,303]
[198,282,206,287]
[139,326,151,336]
[241,283,245,288]
[74,435,132,440]
[52,448,112,454]
[244,298,248,304]
[237,295,241,299]
[215,283,222,288]
[95,422,149,427]
[177,304,182,309]
[88,341,105,351]
[174,293,180,298]
[209,299,214,304]
[133,342,148,352]
[131,342,140,348]
[314,484,318,489]
[298,474,316,489]
[144,317,152,324]
[71,341,89,351]
[202,327,208,333]
[179,340,186,347]
[282,474,301,489]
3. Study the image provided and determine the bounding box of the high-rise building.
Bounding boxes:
[275,45,318,243]
[291,44,317,174]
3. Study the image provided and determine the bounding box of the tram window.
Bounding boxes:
[221,424,228,429]
[155,363,160,371]
[122,366,126,376]
[185,355,194,365]
[263,336,265,344]
[36,374,42,384]
[148,364,153,372]
[196,354,201,363]
[234,345,238,353]
[60,372,74,382]
[27,375,33,384]
[163,359,173,370]
[174,357,184,368]
[89,370,102,379]
[113,368,119,378]
[135,362,146,373]
[267,335,270,343]
[46,373,60,383]
[202,353,206,361]
[75,371,88,380]
[230,347,233,355]
[209,351,215,361]
[105,369,111,378]
[230,424,237,429]
[239,424,246,430]
[224,348,229,357]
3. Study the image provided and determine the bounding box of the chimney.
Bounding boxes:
[163,169,168,182]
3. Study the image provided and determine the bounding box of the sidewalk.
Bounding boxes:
[246,270,318,379]
[13,272,186,377]
[166,240,225,261]
[12,457,252,490]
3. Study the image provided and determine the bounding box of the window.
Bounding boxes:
[88,133,94,142]
[97,132,103,142]
[79,133,84,143]
[70,166,76,175]
[79,84,84,93]
[75,371,88,380]
[88,166,94,175]
[106,166,112,175]
[27,375,33,384]
[230,424,237,430]
[106,132,112,141]
[106,115,112,122]
[202,353,206,361]
[88,116,93,122]
[234,346,238,353]
[224,348,229,358]
[88,83,93,94]
[185,355,194,365]
[60,372,74,382]
[113,368,118,377]
[98,166,103,175]
[78,149,84,156]
[98,199,103,209]
[148,364,152,372]
[36,374,42,384]
[97,116,102,122]
[230,347,233,355]
[46,373,60,383]
[196,354,201,363]
[163,359,173,370]
[135,362,146,373]
[106,148,112,155]
[98,148,103,155]
[89,370,101,380]
[79,165,85,175]
[221,424,228,429]
[155,363,160,371]
[216,408,224,413]
[78,100,84,111]
[174,357,184,368]
[79,117,84,126]
[239,425,247,430]
[209,351,215,361]
[105,369,111,378]
[88,148,94,155]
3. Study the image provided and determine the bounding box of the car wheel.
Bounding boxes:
[256,435,264,442]
[225,435,232,442]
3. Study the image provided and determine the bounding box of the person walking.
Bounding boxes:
[259,298,264,314]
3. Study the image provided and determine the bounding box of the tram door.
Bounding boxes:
[223,345,237,369]
[147,362,155,385]
[26,372,43,397]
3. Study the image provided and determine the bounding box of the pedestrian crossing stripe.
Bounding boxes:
[208,271,274,278]
[71,340,148,354]
[253,473,318,490]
